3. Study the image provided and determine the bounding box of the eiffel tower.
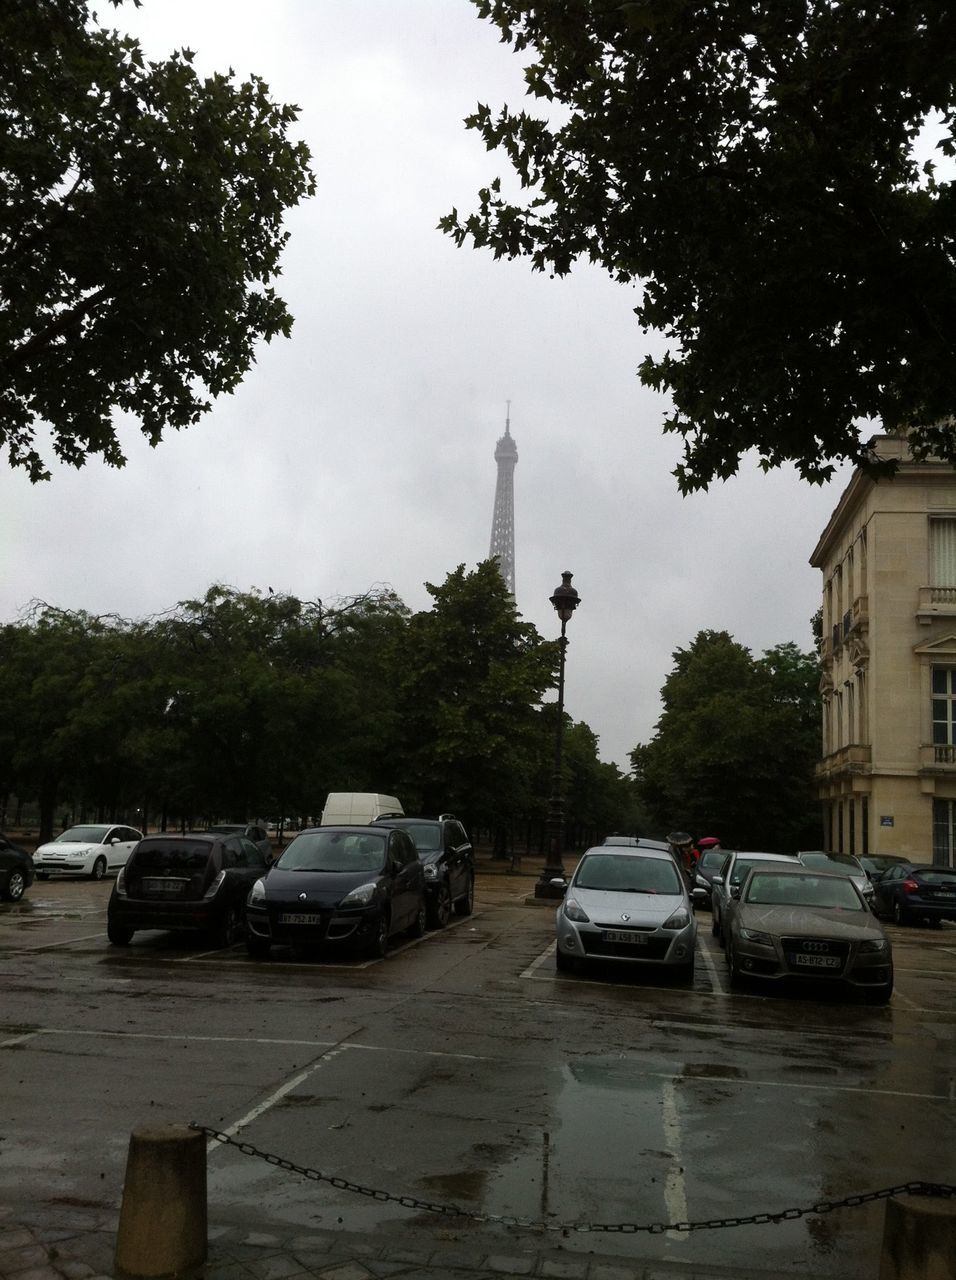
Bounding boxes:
[488,405,518,597]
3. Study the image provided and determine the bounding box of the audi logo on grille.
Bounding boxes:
[802,940,830,953]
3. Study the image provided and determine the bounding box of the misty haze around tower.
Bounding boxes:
[488,408,518,598]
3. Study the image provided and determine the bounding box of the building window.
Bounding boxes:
[932,799,956,867]
[848,799,856,855]
[837,800,844,853]
[930,519,956,586]
[932,668,956,745]
[861,795,869,857]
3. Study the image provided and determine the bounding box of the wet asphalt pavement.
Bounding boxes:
[1,852,954,1279]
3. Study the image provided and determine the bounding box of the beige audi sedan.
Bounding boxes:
[725,865,893,1003]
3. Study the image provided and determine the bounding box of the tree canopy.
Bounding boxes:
[631,630,821,849]
[442,1,956,490]
[0,0,315,481]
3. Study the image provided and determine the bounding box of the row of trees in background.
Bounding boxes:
[0,567,823,852]
[631,631,822,853]
[0,564,642,846]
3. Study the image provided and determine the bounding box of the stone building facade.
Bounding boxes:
[811,435,956,864]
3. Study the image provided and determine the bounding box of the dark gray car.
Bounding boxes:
[725,865,893,1002]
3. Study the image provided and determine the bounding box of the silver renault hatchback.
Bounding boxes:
[555,846,697,981]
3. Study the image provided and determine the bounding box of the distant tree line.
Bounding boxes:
[631,630,823,852]
[0,564,643,846]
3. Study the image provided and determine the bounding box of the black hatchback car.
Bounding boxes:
[374,814,474,927]
[245,825,426,959]
[107,832,269,947]
[0,833,35,902]
[871,862,956,926]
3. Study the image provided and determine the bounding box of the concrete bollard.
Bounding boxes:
[114,1125,207,1278]
[879,1193,956,1280]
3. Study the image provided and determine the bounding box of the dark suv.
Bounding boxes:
[375,814,474,928]
[107,832,269,948]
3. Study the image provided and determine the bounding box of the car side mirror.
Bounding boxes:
[550,877,568,893]
[110,838,121,845]
[712,875,724,886]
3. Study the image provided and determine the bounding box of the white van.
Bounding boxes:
[320,793,404,826]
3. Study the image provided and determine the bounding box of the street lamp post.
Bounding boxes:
[535,571,581,900]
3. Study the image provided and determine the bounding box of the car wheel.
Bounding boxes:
[555,945,578,974]
[367,912,389,959]
[428,882,452,929]
[727,943,744,987]
[107,922,133,946]
[2,871,26,902]
[212,904,244,949]
[892,900,910,927]
[454,872,474,917]
[246,937,271,960]
[408,898,427,939]
[89,856,107,882]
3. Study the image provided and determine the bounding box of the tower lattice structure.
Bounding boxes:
[488,407,518,597]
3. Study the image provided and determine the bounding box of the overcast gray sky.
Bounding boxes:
[0,0,852,769]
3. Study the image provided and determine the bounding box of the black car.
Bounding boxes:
[689,846,731,909]
[871,862,956,926]
[107,832,269,947]
[0,833,35,902]
[245,825,426,959]
[374,814,474,927]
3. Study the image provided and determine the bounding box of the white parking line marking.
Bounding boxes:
[521,942,557,979]
[207,1041,354,1155]
[24,932,106,950]
[697,937,723,992]
[661,1079,689,1239]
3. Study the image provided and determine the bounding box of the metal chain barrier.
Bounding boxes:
[190,1123,955,1235]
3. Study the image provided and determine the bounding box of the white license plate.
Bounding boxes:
[933,892,956,900]
[280,913,321,925]
[144,878,184,894]
[789,954,840,969]
[603,930,647,945]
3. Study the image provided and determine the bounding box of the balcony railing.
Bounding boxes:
[917,585,956,624]
[920,744,956,769]
[815,744,872,777]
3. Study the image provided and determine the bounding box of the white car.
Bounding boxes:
[33,824,143,881]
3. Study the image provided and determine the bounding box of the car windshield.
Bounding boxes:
[574,854,681,895]
[56,825,111,843]
[399,823,441,853]
[277,830,387,873]
[745,872,865,910]
[699,849,725,870]
[800,852,861,872]
[133,840,210,871]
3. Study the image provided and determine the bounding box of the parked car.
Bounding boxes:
[0,833,35,902]
[710,851,798,945]
[245,825,426,960]
[554,846,697,981]
[206,823,272,861]
[107,832,269,947]
[373,814,473,927]
[725,865,893,1003]
[690,845,733,909]
[859,854,912,880]
[33,824,143,881]
[797,851,874,906]
[870,862,956,926]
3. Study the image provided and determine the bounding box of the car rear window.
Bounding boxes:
[918,869,956,885]
[399,823,441,852]
[731,858,783,885]
[132,840,212,871]
[699,849,724,869]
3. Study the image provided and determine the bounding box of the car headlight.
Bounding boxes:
[339,881,377,909]
[423,864,438,880]
[663,908,690,930]
[740,928,774,946]
[563,897,590,923]
[248,878,266,905]
[859,938,888,953]
[115,867,127,895]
